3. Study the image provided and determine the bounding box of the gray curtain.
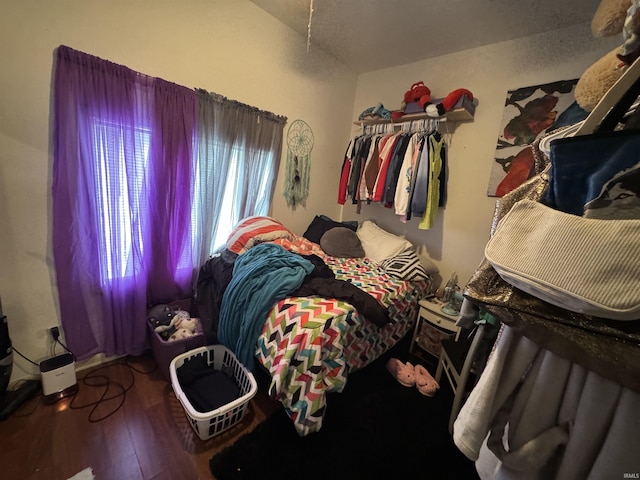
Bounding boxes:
[193,90,287,266]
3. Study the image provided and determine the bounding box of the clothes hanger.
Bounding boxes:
[575,55,640,135]
[539,96,640,156]
[538,121,584,156]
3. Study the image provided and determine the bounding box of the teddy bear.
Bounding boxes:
[574,0,640,112]
[173,315,199,333]
[168,327,194,341]
[148,305,200,341]
[165,310,200,342]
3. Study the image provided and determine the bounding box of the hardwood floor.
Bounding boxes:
[0,353,280,480]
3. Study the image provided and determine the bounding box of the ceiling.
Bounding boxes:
[250,0,602,73]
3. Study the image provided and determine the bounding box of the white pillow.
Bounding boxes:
[356,220,413,262]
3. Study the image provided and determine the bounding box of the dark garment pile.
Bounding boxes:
[290,253,390,327]
[196,249,390,346]
[176,354,240,413]
[196,248,238,344]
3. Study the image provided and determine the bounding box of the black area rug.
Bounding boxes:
[210,341,480,480]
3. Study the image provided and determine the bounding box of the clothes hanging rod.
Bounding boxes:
[361,117,440,134]
[354,107,473,126]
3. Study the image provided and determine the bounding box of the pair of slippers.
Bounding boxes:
[386,358,439,397]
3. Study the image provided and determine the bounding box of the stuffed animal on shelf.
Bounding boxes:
[391,81,432,120]
[574,0,640,112]
[394,81,474,120]
[422,88,474,117]
[403,81,431,108]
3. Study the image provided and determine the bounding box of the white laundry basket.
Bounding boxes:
[169,345,257,440]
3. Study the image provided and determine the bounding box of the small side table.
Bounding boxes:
[409,298,461,360]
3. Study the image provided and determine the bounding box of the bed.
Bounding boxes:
[198,216,433,436]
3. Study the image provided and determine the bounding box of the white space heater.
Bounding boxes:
[40,353,78,403]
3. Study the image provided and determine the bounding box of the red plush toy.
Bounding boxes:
[404,81,431,103]
[423,88,474,117]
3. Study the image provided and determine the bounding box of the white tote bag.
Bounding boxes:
[485,199,640,320]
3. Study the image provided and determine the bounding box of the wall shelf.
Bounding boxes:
[354,107,474,126]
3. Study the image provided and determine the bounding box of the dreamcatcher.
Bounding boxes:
[283,119,314,208]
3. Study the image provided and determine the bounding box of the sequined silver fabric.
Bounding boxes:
[465,161,640,393]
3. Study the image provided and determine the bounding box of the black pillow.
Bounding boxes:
[303,215,357,245]
[319,215,358,231]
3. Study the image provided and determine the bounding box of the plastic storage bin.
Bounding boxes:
[148,322,206,382]
[169,345,258,441]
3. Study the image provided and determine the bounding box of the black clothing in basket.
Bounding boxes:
[177,354,240,413]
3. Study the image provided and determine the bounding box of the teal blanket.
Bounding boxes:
[218,243,314,369]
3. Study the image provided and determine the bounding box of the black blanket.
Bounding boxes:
[196,250,391,345]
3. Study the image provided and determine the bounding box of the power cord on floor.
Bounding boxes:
[69,354,158,422]
[11,339,159,423]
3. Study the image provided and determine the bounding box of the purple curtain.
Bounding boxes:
[53,46,198,359]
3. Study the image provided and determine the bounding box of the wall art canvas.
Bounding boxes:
[487,79,584,197]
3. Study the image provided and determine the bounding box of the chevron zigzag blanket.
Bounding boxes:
[218,243,314,370]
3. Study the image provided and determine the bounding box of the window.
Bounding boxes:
[209,150,238,251]
[91,119,277,285]
[208,146,276,252]
[53,45,286,358]
[92,119,150,283]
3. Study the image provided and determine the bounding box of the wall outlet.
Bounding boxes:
[49,326,60,341]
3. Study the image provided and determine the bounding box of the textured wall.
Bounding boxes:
[0,0,356,380]
[347,23,620,286]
